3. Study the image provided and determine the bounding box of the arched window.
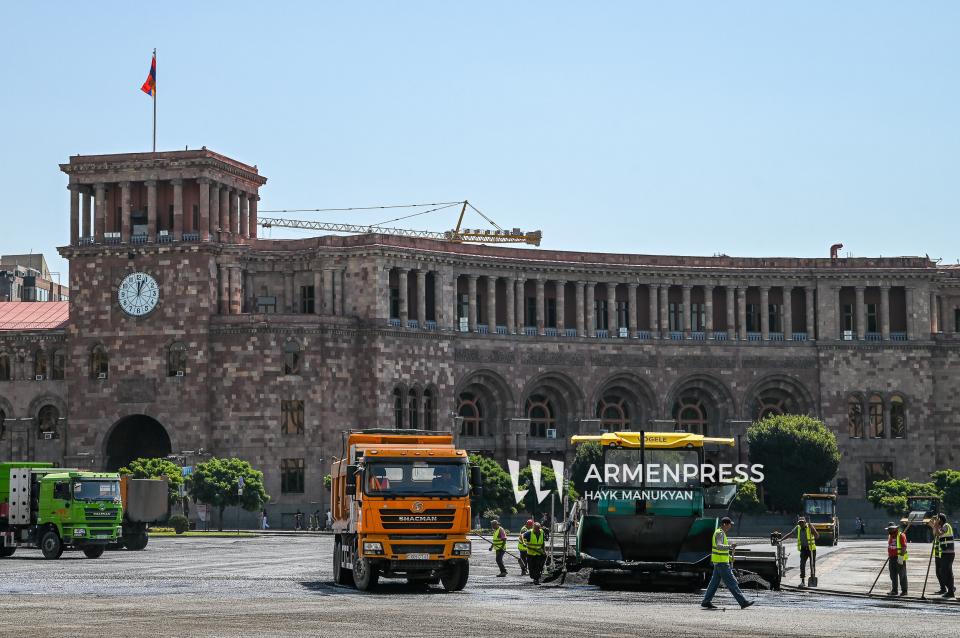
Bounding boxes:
[408,389,420,429]
[283,340,301,376]
[847,395,863,438]
[869,394,884,438]
[0,353,9,381]
[457,391,484,436]
[51,349,65,381]
[393,387,404,428]
[34,349,47,380]
[423,388,435,430]
[890,395,906,439]
[91,345,109,379]
[596,394,630,430]
[527,394,555,438]
[37,405,59,440]
[167,342,187,377]
[673,395,708,435]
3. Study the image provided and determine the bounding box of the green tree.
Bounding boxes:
[931,469,960,514]
[323,474,332,490]
[517,464,578,515]
[730,480,765,525]
[570,441,603,495]
[867,478,942,516]
[187,457,269,531]
[747,414,840,513]
[468,454,514,516]
[119,457,184,507]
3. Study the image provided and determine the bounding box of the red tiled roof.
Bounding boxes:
[0,302,69,331]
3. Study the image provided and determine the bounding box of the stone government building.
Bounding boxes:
[1,147,959,522]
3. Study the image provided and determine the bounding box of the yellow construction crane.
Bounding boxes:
[258,200,542,246]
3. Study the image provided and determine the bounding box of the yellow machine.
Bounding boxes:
[800,493,838,546]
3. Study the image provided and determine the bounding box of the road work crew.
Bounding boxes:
[886,521,909,596]
[783,517,819,587]
[490,520,509,577]
[701,516,753,610]
[522,521,548,584]
[932,513,955,598]
[517,518,533,575]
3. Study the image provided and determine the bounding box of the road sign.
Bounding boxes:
[237,476,245,488]
[181,466,193,476]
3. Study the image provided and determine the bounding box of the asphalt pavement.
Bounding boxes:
[0,534,956,637]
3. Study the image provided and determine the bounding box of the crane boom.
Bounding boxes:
[258,217,542,246]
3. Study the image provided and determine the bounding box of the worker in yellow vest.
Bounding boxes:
[517,518,533,576]
[932,513,955,598]
[701,516,753,609]
[782,517,819,587]
[489,520,509,577]
[521,521,548,584]
[886,521,909,596]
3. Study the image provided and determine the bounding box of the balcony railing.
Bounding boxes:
[388,318,401,327]
[182,232,200,242]
[714,331,728,341]
[865,332,882,341]
[158,234,174,244]
[545,327,559,337]
[792,332,808,341]
[769,332,784,341]
[747,332,762,341]
[637,330,651,340]
[523,326,537,336]
[595,329,610,338]
[891,332,907,341]
[131,233,148,245]
[407,319,419,329]
[79,236,94,246]
[475,324,489,334]
[424,320,437,331]
[690,331,706,341]
[495,325,507,335]
[565,328,578,338]
[104,233,121,245]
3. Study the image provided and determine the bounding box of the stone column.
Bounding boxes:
[682,285,692,338]
[536,279,546,335]
[606,282,617,336]
[218,264,229,314]
[659,285,669,337]
[737,287,747,341]
[198,178,210,241]
[556,281,566,332]
[506,276,516,334]
[704,285,714,338]
[146,180,157,243]
[172,178,184,240]
[726,286,736,340]
[628,283,638,337]
[880,285,891,340]
[783,286,793,340]
[805,286,816,339]
[855,285,866,340]
[486,275,496,330]
[229,189,239,238]
[760,286,770,340]
[434,271,445,328]
[229,266,242,314]
[905,287,916,340]
[931,292,938,334]
[650,284,660,338]
[575,281,585,337]
[209,182,220,239]
[94,183,106,242]
[284,270,295,313]
[119,181,132,243]
[467,275,478,331]
[249,195,258,239]
[314,271,323,315]
[417,270,427,327]
[219,186,229,240]
[325,268,336,316]
[398,268,409,325]
[515,278,526,330]
[239,193,249,238]
[81,186,92,240]
[584,282,595,337]
[69,184,80,245]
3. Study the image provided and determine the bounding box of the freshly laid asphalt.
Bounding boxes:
[0,534,956,637]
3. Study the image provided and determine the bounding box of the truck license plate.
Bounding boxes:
[404,553,430,560]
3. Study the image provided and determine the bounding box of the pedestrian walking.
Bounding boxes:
[261,509,269,530]
[886,521,909,596]
[294,509,303,531]
[517,518,533,576]
[489,520,509,577]
[522,521,548,584]
[783,517,819,587]
[325,509,332,531]
[855,516,865,538]
[313,509,321,531]
[701,516,754,610]
[932,513,955,598]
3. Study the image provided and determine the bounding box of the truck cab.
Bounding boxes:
[330,429,480,591]
[800,493,839,546]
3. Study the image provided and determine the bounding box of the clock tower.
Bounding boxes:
[58,149,267,470]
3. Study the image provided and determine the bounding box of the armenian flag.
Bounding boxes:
[141,52,156,97]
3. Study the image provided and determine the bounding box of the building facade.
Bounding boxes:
[0,254,69,302]
[1,148,959,521]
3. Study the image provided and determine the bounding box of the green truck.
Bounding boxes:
[1,462,123,559]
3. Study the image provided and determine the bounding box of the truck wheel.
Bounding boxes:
[441,560,469,592]
[353,554,379,591]
[333,537,354,586]
[125,533,149,551]
[83,546,105,559]
[40,530,63,560]
[0,546,16,558]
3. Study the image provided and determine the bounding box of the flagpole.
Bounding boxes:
[152,48,157,153]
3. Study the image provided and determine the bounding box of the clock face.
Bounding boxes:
[118,272,160,317]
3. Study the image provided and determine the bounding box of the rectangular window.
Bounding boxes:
[527,297,537,327]
[842,304,855,332]
[300,285,315,314]
[864,462,894,497]
[192,204,200,230]
[390,288,400,319]
[595,299,608,330]
[668,303,682,331]
[281,400,304,436]
[281,458,305,494]
[457,293,469,321]
[768,304,782,333]
[866,303,878,333]
[691,303,705,331]
[616,301,628,330]
[115,206,122,232]
[956,308,960,333]
[546,298,557,328]
[168,204,174,230]
[746,304,760,332]
[256,296,277,314]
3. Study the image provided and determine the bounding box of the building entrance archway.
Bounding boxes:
[104,414,172,471]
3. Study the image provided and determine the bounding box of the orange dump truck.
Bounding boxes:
[331,429,480,591]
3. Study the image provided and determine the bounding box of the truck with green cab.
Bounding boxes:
[1,462,123,559]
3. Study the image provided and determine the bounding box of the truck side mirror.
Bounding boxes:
[345,465,358,496]
[470,465,483,497]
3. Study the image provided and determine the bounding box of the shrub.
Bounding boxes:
[168,515,189,534]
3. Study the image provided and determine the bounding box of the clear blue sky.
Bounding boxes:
[2,2,958,279]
